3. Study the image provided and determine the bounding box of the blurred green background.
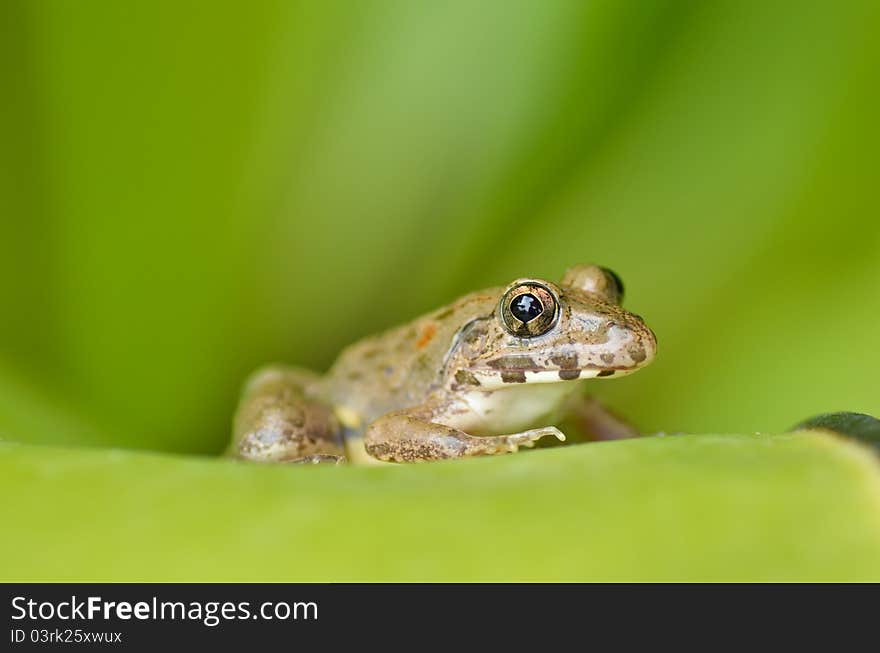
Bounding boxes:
[2,0,879,456]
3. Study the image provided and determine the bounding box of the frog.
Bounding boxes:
[229,264,656,464]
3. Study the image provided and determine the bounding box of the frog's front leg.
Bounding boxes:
[230,365,346,464]
[364,402,564,463]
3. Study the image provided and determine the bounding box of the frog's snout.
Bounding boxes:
[641,327,658,367]
[602,320,656,374]
[640,325,658,363]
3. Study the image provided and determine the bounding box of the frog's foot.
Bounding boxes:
[472,427,566,454]
[230,365,346,464]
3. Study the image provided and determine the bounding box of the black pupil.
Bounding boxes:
[511,293,543,322]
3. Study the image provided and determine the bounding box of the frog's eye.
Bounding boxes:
[500,283,559,337]
[561,264,624,304]
[600,267,625,304]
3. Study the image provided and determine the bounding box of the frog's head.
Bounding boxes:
[450,264,656,390]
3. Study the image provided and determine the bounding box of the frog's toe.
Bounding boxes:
[506,427,566,450]
[549,427,566,442]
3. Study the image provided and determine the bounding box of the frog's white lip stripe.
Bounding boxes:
[471,367,636,386]
[525,370,596,383]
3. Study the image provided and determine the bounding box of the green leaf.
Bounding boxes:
[3,432,879,581]
[794,412,880,454]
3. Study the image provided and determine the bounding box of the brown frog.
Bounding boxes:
[230,264,656,464]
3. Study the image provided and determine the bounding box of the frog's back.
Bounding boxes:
[323,289,500,422]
